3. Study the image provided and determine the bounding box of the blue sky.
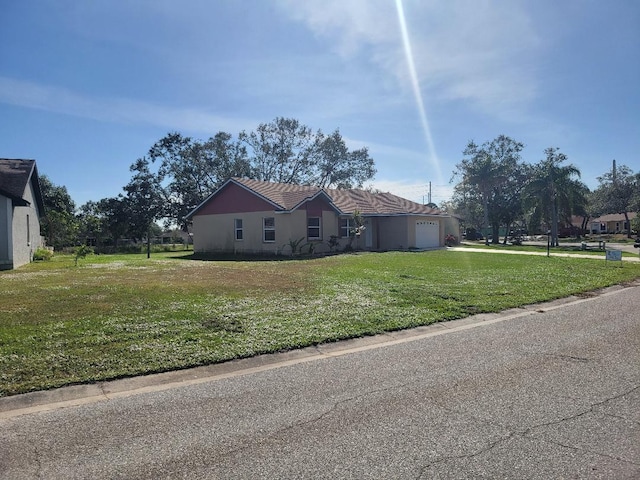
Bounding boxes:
[1,0,639,207]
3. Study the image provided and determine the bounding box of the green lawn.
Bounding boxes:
[1,250,639,397]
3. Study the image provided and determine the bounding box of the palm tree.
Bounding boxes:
[523,148,585,246]
[455,139,514,244]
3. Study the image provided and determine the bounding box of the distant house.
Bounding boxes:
[589,212,637,235]
[186,177,455,255]
[0,159,45,270]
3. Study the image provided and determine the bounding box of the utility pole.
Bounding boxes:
[428,181,432,205]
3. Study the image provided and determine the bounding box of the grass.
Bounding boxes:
[1,250,639,397]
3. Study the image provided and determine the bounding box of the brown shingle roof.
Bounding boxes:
[233,177,443,216]
[0,159,38,206]
[591,212,637,223]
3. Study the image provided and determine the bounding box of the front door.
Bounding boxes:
[364,219,373,248]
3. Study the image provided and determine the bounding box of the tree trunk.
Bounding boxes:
[482,196,489,246]
[624,212,631,238]
[581,216,589,237]
[503,223,511,245]
[551,201,559,247]
[492,223,500,244]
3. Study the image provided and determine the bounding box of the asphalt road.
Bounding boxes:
[1,284,639,479]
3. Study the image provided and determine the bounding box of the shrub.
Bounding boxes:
[74,245,94,266]
[33,247,53,261]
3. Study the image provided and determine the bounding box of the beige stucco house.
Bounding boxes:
[589,212,637,235]
[0,159,45,270]
[187,178,456,255]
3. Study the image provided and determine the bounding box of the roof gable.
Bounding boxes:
[189,178,279,216]
[0,159,44,212]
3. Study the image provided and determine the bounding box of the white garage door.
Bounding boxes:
[415,220,440,248]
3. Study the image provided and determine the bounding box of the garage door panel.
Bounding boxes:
[416,220,439,248]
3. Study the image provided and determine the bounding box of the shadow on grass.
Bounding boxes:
[168,251,352,262]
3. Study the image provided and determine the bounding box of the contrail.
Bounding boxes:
[395,0,442,182]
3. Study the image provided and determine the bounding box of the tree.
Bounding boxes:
[123,158,166,258]
[39,175,78,250]
[449,181,484,237]
[522,148,586,246]
[146,119,376,231]
[77,197,131,249]
[493,161,531,244]
[240,117,376,189]
[148,132,250,230]
[240,117,316,184]
[77,201,105,247]
[310,129,376,189]
[591,161,637,238]
[632,173,640,234]
[452,135,525,244]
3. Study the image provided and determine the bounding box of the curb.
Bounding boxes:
[1,281,638,420]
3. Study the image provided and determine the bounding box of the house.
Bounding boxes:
[589,212,637,235]
[186,177,454,255]
[0,159,45,270]
[154,229,193,245]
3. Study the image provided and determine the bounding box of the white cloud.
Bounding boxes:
[0,76,250,134]
[368,178,454,206]
[277,0,542,116]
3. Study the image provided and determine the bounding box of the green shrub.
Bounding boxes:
[32,248,53,261]
[74,245,95,266]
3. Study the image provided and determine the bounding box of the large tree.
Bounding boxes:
[123,158,166,258]
[308,129,376,189]
[239,117,315,184]
[148,132,251,230]
[523,148,586,246]
[591,162,637,238]
[39,175,78,250]
[77,197,132,248]
[452,135,525,244]
[240,117,376,189]
[145,119,375,230]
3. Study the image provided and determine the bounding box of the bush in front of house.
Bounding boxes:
[33,247,54,261]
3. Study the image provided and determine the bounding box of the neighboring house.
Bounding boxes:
[589,212,637,235]
[186,177,454,255]
[154,229,193,245]
[0,159,45,270]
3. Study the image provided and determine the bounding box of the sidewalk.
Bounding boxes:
[448,245,640,262]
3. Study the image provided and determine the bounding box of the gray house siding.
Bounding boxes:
[10,182,43,269]
[0,194,12,269]
[0,159,45,270]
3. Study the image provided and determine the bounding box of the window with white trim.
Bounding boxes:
[340,218,353,238]
[307,217,321,240]
[263,217,275,242]
[234,218,243,241]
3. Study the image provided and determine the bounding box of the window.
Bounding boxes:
[307,217,321,239]
[263,217,275,242]
[26,214,30,245]
[234,219,243,241]
[340,218,353,238]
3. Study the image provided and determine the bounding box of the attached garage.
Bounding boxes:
[415,220,440,249]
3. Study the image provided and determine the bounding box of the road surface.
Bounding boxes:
[1,283,639,479]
